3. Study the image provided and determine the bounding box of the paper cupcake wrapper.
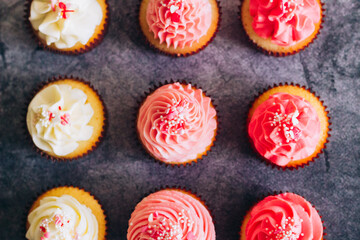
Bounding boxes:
[135,79,220,167]
[137,0,222,57]
[247,82,331,170]
[239,191,326,240]
[24,185,108,239]
[24,75,108,162]
[24,0,109,55]
[238,0,325,57]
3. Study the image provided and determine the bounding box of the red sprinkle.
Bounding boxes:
[40,226,46,232]
[58,2,75,19]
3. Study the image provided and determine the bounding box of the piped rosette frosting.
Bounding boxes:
[137,83,217,164]
[249,0,321,46]
[146,0,212,48]
[26,84,94,156]
[127,189,216,240]
[26,195,98,240]
[29,0,103,49]
[245,193,323,240]
[248,93,320,167]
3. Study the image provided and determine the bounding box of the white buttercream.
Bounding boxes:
[29,0,103,49]
[26,84,94,156]
[26,195,98,240]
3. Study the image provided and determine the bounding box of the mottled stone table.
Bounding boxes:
[0,0,359,239]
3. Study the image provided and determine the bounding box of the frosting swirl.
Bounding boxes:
[245,193,323,240]
[127,190,215,240]
[249,0,321,46]
[26,84,94,156]
[26,195,98,240]
[146,0,212,48]
[137,83,217,163]
[29,0,103,49]
[248,93,320,166]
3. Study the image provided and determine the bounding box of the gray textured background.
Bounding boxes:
[0,0,359,239]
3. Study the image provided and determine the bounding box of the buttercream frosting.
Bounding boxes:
[26,195,98,240]
[137,83,217,163]
[245,193,323,240]
[29,0,103,49]
[146,0,212,48]
[249,0,321,46]
[127,190,216,240]
[26,84,94,156]
[248,92,320,166]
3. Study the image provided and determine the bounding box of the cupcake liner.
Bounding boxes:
[25,75,108,162]
[247,82,331,171]
[24,185,108,239]
[238,0,325,57]
[135,79,220,167]
[137,0,222,57]
[24,0,109,55]
[239,191,326,240]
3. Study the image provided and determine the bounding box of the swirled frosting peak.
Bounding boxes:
[27,84,94,156]
[137,83,217,163]
[29,0,103,49]
[146,0,212,48]
[26,195,98,240]
[248,93,320,166]
[127,190,215,240]
[249,0,321,46]
[245,193,323,240]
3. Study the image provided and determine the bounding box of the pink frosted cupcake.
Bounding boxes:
[240,192,324,240]
[247,84,330,169]
[139,0,221,56]
[127,189,216,240]
[137,82,218,166]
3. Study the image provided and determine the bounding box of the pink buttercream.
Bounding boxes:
[137,83,217,163]
[245,193,323,240]
[127,190,216,240]
[248,93,320,166]
[146,0,212,48]
[249,0,321,46]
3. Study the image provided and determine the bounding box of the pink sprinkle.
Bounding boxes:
[60,113,70,125]
[43,232,49,238]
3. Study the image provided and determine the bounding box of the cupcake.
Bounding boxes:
[26,186,106,240]
[26,77,106,160]
[240,192,323,240]
[137,82,218,165]
[139,0,221,56]
[240,0,324,56]
[27,0,109,54]
[247,84,329,169]
[127,189,216,240]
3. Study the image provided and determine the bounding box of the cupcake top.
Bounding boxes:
[127,189,216,240]
[26,84,94,156]
[245,193,323,240]
[26,195,98,240]
[137,82,217,164]
[146,0,212,49]
[29,0,103,49]
[249,0,321,46]
[248,92,321,166]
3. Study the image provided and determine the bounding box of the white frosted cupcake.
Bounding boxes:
[26,0,109,54]
[26,186,106,240]
[26,77,106,160]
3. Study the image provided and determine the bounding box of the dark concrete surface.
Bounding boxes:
[0,0,359,239]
